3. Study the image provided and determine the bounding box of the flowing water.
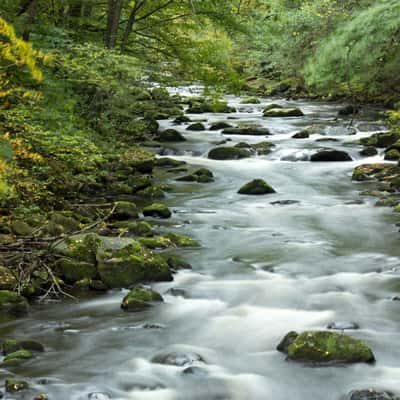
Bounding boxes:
[2,88,400,400]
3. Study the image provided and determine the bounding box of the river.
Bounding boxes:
[1,88,400,400]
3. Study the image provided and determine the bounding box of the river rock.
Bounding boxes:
[310,150,352,162]
[0,266,17,290]
[155,157,186,168]
[252,141,275,155]
[208,146,251,160]
[327,322,360,330]
[277,331,375,364]
[110,201,139,221]
[338,105,359,116]
[3,349,34,365]
[238,179,276,195]
[3,339,44,355]
[173,115,191,124]
[222,127,270,136]
[360,131,400,148]
[271,200,300,206]
[293,131,310,139]
[209,121,233,130]
[164,254,192,271]
[263,104,283,112]
[143,203,172,219]
[176,168,214,183]
[157,129,186,142]
[187,122,206,131]
[385,149,400,161]
[264,107,304,117]
[344,390,399,400]
[33,394,49,400]
[0,290,29,316]
[240,97,260,104]
[352,163,394,181]
[121,287,163,312]
[152,351,205,366]
[360,147,378,157]
[5,378,29,393]
[187,100,235,114]
[97,243,172,288]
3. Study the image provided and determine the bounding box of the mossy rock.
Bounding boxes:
[276,331,298,353]
[143,203,172,219]
[138,236,174,249]
[176,168,214,183]
[385,149,400,161]
[97,243,172,288]
[240,97,260,104]
[0,266,17,290]
[4,349,34,363]
[128,176,153,194]
[55,233,101,264]
[352,163,394,182]
[360,131,400,148]
[157,129,186,142]
[163,255,192,271]
[3,339,44,355]
[293,131,310,139]
[164,232,199,247]
[263,104,283,112]
[116,221,154,237]
[279,331,375,364]
[110,201,139,221]
[56,259,98,284]
[155,158,186,168]
[360,147,378,157]
[208,146,251,160]
[252,141,275,155]
[173,115,192,124]
[136,186,166,200]
[187,100,235,114]
[0,290,29,317]
[375,197,400,207]
[209,122,233,131]
[263,107,304,117]
[121,287,163,312]
[5,378,29,393]
[238,179,276,195]
[187,123,206,131]
[10,220,35,236]
[50,213,80,232]
[222,127,270,136]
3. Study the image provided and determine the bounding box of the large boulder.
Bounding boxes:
[310,150,352,162]
[110,201,139,221]
[277,331,375,364]
[360,147,378,157]
[238,179,276,195]
[352,163,394,181]
[186,123,206,131]
[187,99,235,114]
[157,129,186,142]
[208,146,251,160]
[222,127,271,136]
[121,287,163,312]
[97,243,172,288]
[360,131,400,148]
[264,107,304,117]
[210,121,233,130]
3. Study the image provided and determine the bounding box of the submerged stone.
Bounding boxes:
[121,288,163,312]
[360,147,378,157]
[176,168,214,183]
[152,351,205,366]
[2,339,44,355]
[278,331,375,364]
[293,131,310,139]
[238,179,276,195]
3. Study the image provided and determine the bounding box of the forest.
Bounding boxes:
[1,1,400,399]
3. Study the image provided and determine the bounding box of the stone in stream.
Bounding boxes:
[385,149,400,161]
[208,146,251,160]
[182,366,209,376]
[109,201,139,221]
[121,287,163,312]
[310,150,352,162]
[264,107,304,117]
[3,349,34,366]
[0,290,29,317]
[0,266,17,290]
[33,395,49,400]
[338,105,359,116]
[277,331,375,364]
[5,378,29,393]
[152,351,205,366]
[143,203,172,219]
[210,121,233,131]
[88,392,112,400]
[344,390,399,400]
[263,103,283,112]
[240,97,260,104]
[186,122,206,131]
[156,129,186,142]
[173,115,191,124]
[176,168,214,183]
[270,200,300,206]
[327,321,360,330]
[164,254,192,271]
[316,138,340,142]
[360,147,378,157]
[222,127,271,136]
[360,131,400,148]
[238,179,276,195]
[292,131,310,139]
[2,339,44,355]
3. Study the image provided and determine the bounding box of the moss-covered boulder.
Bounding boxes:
[49,213,80,233]
[155,157,187,168]
[238,179,276,195]
[293,131,310,139]
[0,291,29,316]
[143,203,172,219]
[55,233,101,265]
[208,146,251,160]
[163,232,199,247]
[187,99,235,114]
[0,266,17,290]
[352,163,394,181]
[176,168,214,183]
[360,131,400,148]
[385,149,400,161]
[10,220,35,236]
[2,339,44,355]
[111,201,139,221]
[163,255,192,271]
[360,147,378,157]
[138,232,198,249]
[252,141,275,155]
[276,331,299,353]
[157,129,186,142]
[5,378,29,393]
[56,259,98,284]
[310,150,352,162]
[121,287,163,312]
[264,107,304,117]
[187,123,206,131]
[263,104,283,112]
[3,349,34,366]
[210,122,233,131]
[136,185,165,200]
[173,115,192,124]
[278,331,375,364]
[240,97,260,104]
[97,243,172,288]
[115,221,154,237]
[222,127,270,136]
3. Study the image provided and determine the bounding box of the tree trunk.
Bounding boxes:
[105,0,123,49]
[21,0,38,41]
[121,9,137,51]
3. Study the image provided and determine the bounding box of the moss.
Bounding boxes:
[263,107,304,117]
[111,201,139,221]
[187,122,206,131]
[277,331,298,353]
[121,287,163,312]
[4,349,34,363]
[138,236,174,249]
[163,254,192,271]
[0,266,17,290]
[56,259,98,283]
[208,146,251,160]
[176,168,214,183]
[10,220,35,236]
[384,149,400,161]
[263,103,283,112]
[164,232,200,247]
[5,378,29,393]
[50,213,80,232]
[3,339,44,355]
[252,141,275,155]
[143,203,172,219]
[57,233,101,264]
[240,97,260,104]
[157,129,186,142]
[97,243,173,288]
[359,131,400,148]
[155,157,187,168]
[116,221,154,237]
[0,290,29,316]
[187,99,235,114]
[285,331,375,364]
[173,115,192,124]
[238,179,276,195]
[352,163,394,182]
[136,186,165,199]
